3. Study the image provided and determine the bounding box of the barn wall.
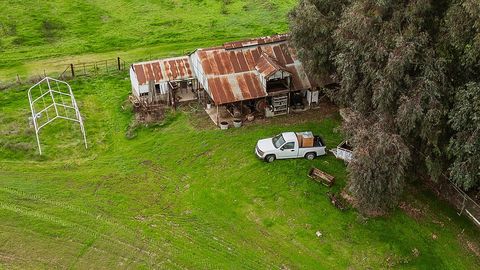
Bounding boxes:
[158,82,169,95]
[129,67,140,96]
[259,71,267,89]
[139,84,149,94]
[190,52,209,94]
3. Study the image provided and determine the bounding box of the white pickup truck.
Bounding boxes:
[255,132,327,162]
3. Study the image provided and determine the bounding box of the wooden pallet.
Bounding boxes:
[308,167,335,187]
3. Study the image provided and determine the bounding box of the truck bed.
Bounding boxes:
[298,135,327,157]
[300,135,324,148]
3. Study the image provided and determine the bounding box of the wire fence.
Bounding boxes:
[58,57,128,80]
[0,57,130,89]
[443,178,480,227]
[410,142,480,228]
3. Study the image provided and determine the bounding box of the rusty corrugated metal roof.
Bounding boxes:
[196,34,317,105]
[130,34,323,104]
[255,51,288,78]
[223,34,289,50]
[133,56,193,85]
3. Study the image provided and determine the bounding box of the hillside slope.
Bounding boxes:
[0,0,295,81]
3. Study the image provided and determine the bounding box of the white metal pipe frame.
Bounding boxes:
[27,77,87,155]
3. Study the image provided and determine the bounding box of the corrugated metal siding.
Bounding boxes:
[196,34,317,105]
[191,51,209,96]
[196,48,268,105]
[129,34,321,104]
[133,56,194,86]
[129,67,140,96]
[255,52,287,78]
[223,34,289,50]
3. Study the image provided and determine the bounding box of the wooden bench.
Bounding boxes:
[308,167,335,187]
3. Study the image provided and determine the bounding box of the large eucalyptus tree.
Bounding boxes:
[290,0,480,214]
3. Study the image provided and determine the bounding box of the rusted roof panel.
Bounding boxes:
[223,34,289,50]
[195,34,319,105]
[255,52,288,78]
[133,56,194,85]
[206,73,266,105]
[131,34,322,105]
[134,64,146,85]
[280,44,294,64]
[152,62,163,81]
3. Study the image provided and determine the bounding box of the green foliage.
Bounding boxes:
[345,115,410,215]
[289,0,349,79]
[290,0,480,213]
[442,0,480,79]
[449,82,480,190]
[442,1,480,190]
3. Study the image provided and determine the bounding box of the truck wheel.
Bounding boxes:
[305,152,316,160]
[265,155,276,163]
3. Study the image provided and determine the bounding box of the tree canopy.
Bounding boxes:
[290,0,480,214]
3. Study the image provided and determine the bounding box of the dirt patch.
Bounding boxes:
[399,201,425,221]
[187,99,339,130]
[0,253,16,263]
[251,100,339,126]
[341,189,356,206]
[139,159,166,175]
[458,233,480,259]
[466,241,480,258]
[340,189,387,217]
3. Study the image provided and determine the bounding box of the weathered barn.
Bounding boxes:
[129,34,334,126]
[130,56,199,106]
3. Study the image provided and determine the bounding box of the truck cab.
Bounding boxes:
[255,132,326,162]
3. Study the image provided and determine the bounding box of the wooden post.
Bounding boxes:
[70,64,75,78]
[170,87,177,111]
[264,97,267,115]
[117,57,121,71]
[16,74,20,83]
[240,100,243,117]
[309,90,312,110]
[288,91,291,114]
[216,105,219,126]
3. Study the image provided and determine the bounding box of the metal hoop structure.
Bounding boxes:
[27,77,87,155]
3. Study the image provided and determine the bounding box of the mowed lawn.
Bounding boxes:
[0,74,479,269]
[0,0,295,81]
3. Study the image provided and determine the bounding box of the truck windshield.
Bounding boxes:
[272,134,286,148]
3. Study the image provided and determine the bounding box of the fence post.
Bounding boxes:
[117,57,121,71]
[70,64,75,78]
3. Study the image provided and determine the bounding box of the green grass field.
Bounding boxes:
[0,0,295,82]
[1,74,479,269]
[1,0,480,268]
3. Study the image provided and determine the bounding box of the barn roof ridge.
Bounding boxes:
[130,33,324,105]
